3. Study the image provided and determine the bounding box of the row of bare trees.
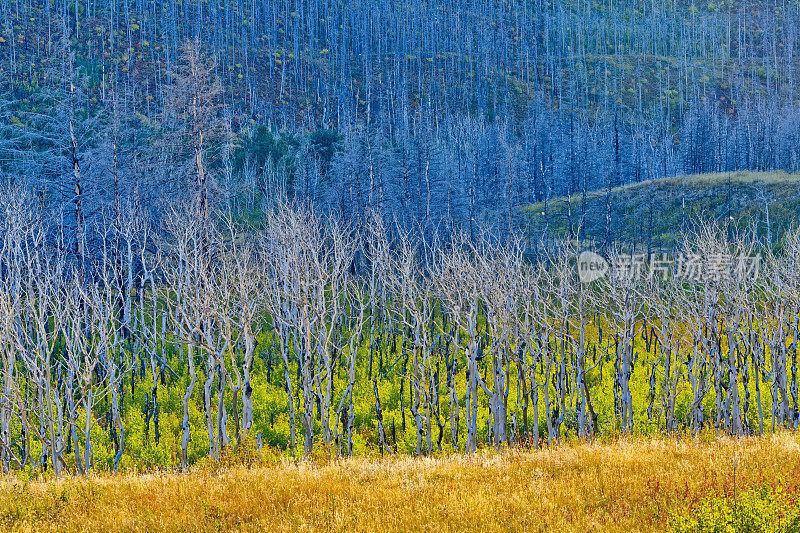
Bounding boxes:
[0,187,796,476]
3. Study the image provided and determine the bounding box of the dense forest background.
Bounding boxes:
[2,0,800,241]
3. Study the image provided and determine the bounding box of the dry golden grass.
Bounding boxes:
[1,434,799,532]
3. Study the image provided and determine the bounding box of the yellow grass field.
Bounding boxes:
[1,434,799,532]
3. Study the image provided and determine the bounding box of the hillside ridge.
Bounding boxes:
[523,170,800,249]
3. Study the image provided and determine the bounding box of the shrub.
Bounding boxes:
[672,486,800,533]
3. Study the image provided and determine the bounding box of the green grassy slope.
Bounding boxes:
[522,171,800,250]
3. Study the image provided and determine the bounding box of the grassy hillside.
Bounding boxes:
[1,434,798,532]
[523,171,800,250]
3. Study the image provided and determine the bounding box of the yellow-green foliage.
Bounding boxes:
[0,434,799,532]
[672,486,800,533]
[45,313,795,475]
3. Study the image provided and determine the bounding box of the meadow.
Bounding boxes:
[1,434,799,532]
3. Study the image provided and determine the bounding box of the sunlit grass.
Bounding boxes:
[0,433,798,532]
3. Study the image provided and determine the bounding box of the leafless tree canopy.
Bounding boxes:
[0,185,792,476]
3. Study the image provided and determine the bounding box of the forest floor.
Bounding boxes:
[0,433,798,532]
